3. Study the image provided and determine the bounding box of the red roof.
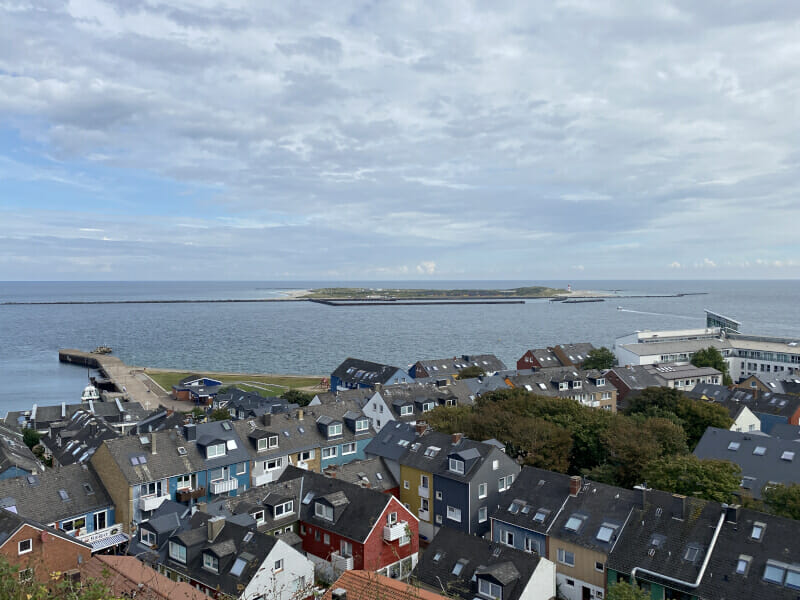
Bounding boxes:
[81,555,206,600]
[322,570,449,600]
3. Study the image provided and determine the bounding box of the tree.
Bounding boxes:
[209,408,231,421]
[762,483,800,520]
[282,389,315,406]
[0,555,120,599]
[691,346,733,385]
[581,347,617,370]
[457,366,485,379]
[22,428,41,449]
[600,418,662,489]
[607,581,651,600]
[643,454,742,503]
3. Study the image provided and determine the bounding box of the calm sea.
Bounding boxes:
[1,280,799,414]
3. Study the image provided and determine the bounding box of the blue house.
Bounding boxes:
[330,357,411,391]
[317,409,375,469]
[0,463,126,553]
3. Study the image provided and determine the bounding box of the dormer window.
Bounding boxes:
[422,402,435,412]
[252,510,265,525]
[596,378,605,386]
[355,419,369,432]
[169,541,186,563]
[140,529,156,546]
[275,501,294,518]
[328,424,343,437]
[315,502,333,521]
[478,579,502,599]
[573,380,582,389]
[203,553,219,573]
[400,405,413,416]
[449,458,465,474]
[207,443,225,459]
[559,382,569,391]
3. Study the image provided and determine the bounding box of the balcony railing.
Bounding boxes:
[331,551,354,573]
[210,478,239,495]
[253,471,275,487]
[383,520,408,542]
[418,508,430,521]
[176,487,206,502]
[418,485,430,499]
[139,494,170,512]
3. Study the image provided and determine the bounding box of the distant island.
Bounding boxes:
[299,286,566,300]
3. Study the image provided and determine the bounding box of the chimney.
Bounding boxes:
[635,484,651,509]
[725,503,740,524]
[374,383,382,392]
[671,494,686,520]
[569,476,582,497]
[415,422,427,437]
[207,515,225,542]
[151,433,157,455]
[262,413,271,427]
[196,502,207,513]
[331,589,348,600]
[298,409,304,421]
[451,432,463,445]
[183,424,197,442]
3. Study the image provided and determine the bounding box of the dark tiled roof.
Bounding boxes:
[323,457,397,492]
[608,366,666,390]
[279,466,391,543]
[414,527,542,600]
[44,409,120,466]
[0,425,41,474]
[207,477,303,534]
[0,463,111,525]
[508,367,615,398]
[489,466,573,534]
[415,354,507,375]
[693,428,800,499]
[398,431,502,480]
[364,422,419,461]
[331,358,408,386]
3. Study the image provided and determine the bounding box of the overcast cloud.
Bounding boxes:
[1,1,799,280]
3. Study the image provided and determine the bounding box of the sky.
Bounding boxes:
[1,1,800,281]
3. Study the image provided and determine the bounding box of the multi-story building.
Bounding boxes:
[399,431,519,541]
[410,354,507,378]
[517,343,596,370]
[506,368,618,411]
[330,358,411,392]
[606,364,722,403]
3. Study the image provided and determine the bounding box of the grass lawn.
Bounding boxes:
[146,371,324,393]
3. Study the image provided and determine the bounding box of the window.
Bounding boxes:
[449,458,465,474]
[492,459,499,470]
[399,533,410,546]
[18,568,33,583]
[498,475,513,492]
[209,467,224,482]
[340,540,352,557]
[275,501,293,518]
[728,442,740,451]
[452,559,468,576]
[436,490,442,500]
[753,446,767,456]
[502,530,514,546]
[207,443,225,459]
[479,507,487,522]
[140,529,157,546]
[327,423,342,437]
[62,517,86,533]
[322,446,338,459]
[478,482,487,498]
[565,516,583,532]
[596,524,616,543]
[595,561,605,572]
[420,475,429,488]
[203,553,219,572]
[387,512,398,525]
[403,480,410,489]
[763,562,786,585]
[786,569,800,589]
[736,555,751,575]
[597,378,605,386]
[252,510,265,525]
[266,457,283,470]
[684,545,700,562]
[533,509,548,524]
[524,537,539,553]
[447,506,462,522]
[751,522,765,540]
[557,548,575,566]
[236,462,246,475]
[315,502,333,521]
[18,539,32,555]
[299,450,313,461]
[478,579,502,599]
[176,474,191,490]
[782,451,795,461]
[400,405,413,416]
[342,442,357,455]
[435,514,443,524]
[169,541,187,563]
[355,419,369,432]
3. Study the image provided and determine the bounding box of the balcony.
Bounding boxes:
[253,471,275,487]
[383,520,408,542]
[210,478,239,495]
[331,551,354,573]
[139,494,170,512]
[176,487,206,502]
[418,485,430,499]
[418,508,430,522]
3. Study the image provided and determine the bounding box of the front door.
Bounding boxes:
[582,586,591,600]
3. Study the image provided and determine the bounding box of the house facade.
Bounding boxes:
[330,358,411,392]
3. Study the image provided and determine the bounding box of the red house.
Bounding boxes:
[280,466,419,581]
[0,510,92,586]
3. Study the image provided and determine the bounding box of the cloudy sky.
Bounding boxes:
[1,1,799,280]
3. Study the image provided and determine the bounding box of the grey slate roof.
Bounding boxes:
[0,506,92,551]
[548,479,639,554]
[378,381,475,421]
[0,424,41,475]
[207,476,303,534]
[507,367,615,399]
[689,384,800,423]
[414,354,507,376]
[607,365,668,391]
[765,423,800,440]
[43,409,120,466]
[0,463,112,526]
[6,400,150,432]
[279,465,392,543]
[364,421,419,461]
[607,489,724,598]
[413,527,542,600]
[331,357,408,387]
[693,427,800,499]
[312,387,378,407]
[489,466,574,534]
[323,457,397,492]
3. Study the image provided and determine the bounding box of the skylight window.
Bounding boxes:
[302,492,315,505]
[565,516,584,532]
[763,562,785,585]
[751,523,765,540]
[533,510,548,523]
[230,558,247,577]
[424,446,441,458]
[508,502,521,514]
[785,569,800,590]
[753,446,767,456]
[736,556,751,575]
[177,447,187,456]
[782,451,795,461]
[596,525,616,543]
[728,442,740,451]
[433,551,442,562]
[452,559,468,576]
[58,489,69,501]
[684,545,700,562]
